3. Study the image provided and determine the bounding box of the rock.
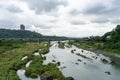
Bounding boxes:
[71,50,74,53]
[73,49,76,51]
[52,60,56,62]
[77,59,82,62]
[60,66,67,70]
[66,77,74,80]
[95,57,97,59]
[101,58,109,64]
[76,53,93,62]
[105,71,111,75]
[76,53,80,56]
[63,66,67,69]
[41,75,53,80]
[56,62,61,66]
[92,56,97,59]
[84,62,86,64]
[110,61,116,65]
[81,50,84,53]
[75,62,79,65]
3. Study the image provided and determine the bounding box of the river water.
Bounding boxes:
[17,41,120,80]
[43,41,120,80]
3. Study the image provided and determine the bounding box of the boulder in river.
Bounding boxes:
[52,60,56,62]
[76,53,93,62]
[84,62,86,64]
[105,71,111,75]
[60,66,67,70]
[110,61,116,65]
[92,56,97,59]
[81,50,84,53]
[73,49,76,51]
[71,50,74,53]
[101,58,109,64]
[56,62,61,66]
[77,59,82,62]
[75,62,79,65]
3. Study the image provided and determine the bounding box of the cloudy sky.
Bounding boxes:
[0,0,120,37]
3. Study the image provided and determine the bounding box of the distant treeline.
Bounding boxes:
[0,29,68,41]
[90,25,120,43]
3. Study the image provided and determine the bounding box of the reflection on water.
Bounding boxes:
[17,59,40,80]
[26,60,32,68]
[17,69,40,80]
[44,41,120,80]
[21,56,28,61]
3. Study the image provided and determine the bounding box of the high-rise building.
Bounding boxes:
[20,24,25,30]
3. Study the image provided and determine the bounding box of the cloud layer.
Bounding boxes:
[0,0,120,37]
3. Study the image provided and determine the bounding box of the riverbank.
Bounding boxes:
[69,41,120,56]
[68,41,120,68]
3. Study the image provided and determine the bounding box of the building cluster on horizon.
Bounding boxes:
[20,24,25,30]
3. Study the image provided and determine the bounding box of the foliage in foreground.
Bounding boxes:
[0,40,65,80]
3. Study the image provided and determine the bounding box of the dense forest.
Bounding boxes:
[0,29,42,38]
[0,29,68,41]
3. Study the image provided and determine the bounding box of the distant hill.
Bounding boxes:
[0,29,68,40]
[0,29,43,38]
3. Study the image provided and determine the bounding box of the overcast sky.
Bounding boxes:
[0,0,120,37]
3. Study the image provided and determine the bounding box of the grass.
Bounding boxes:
[70,41,120,54]
[0,40,26,54]
[0,40,65,80]
[0,41,43,80]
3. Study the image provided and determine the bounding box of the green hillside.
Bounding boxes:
[102,25,120,42]
[0,29,68,40]
[0,29,42,38]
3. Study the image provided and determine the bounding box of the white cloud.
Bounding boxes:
[0,0,120,37]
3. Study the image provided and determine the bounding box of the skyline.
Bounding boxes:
[0,0,120,37]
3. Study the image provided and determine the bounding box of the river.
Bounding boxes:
[43,41,120,80]
[17,41,120,80]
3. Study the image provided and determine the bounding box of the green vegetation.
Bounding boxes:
[25,59,64,79]
[0,29,68,40]
[0,29,42,38]
[0,40,65,80]
[0,40,26,54]
[70,25,120,54]
[58,41,65,49]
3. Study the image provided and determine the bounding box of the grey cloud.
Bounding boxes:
[34,24,51,29]
[83,0,120,17]
[70,21,86,25]
[22,0,67,14]
[83,4,107,15]
[91,19,109,23]
[110,18,120,24]
[0,19,20,29]
[70,9,81,15]
[111,0,120,6]
[6,5,23,13]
